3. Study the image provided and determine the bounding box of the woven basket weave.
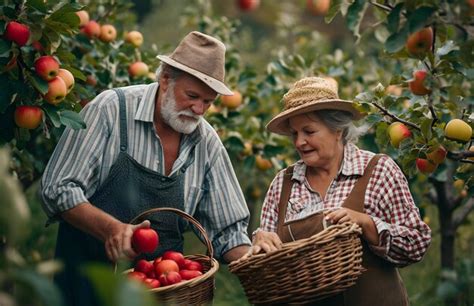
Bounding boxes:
[228,222,364,304]
[127,207,219,305]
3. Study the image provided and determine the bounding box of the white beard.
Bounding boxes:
[160,82,202,134]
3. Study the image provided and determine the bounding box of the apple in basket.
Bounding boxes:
[132,228,159,253]
[162,250,186,268]
[127,271,147,281]
[134,259,154,276]
[143,278,160,289]
[155,259,179,276]
[159,271,182,286]
[179,269,203,280]
[184,259,203,272]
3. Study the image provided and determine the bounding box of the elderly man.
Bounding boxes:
[40,31,251,306]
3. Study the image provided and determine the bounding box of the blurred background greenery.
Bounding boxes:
[1,0,473,305]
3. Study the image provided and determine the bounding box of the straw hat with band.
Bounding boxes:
[157,31,233,96]
[266,77,365,135]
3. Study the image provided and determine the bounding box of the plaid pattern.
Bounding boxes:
[258,143,431,266]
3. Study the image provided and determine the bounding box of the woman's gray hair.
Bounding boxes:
[155,62,184,82]
[308,110,367,144]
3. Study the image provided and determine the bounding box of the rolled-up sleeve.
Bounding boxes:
[40,91,113,223]
[368,158,432,266]
[195,146,251,260]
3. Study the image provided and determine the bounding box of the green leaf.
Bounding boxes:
[13,268,64,306]
[408,6,436,33]
[346,0,367,42]
[0,40,11,57]
[263,144,286,156]
[26,0,48,13]
[325,0,343,24]
[387,3,403,33]
[28,74,49,95]
[385,25,409,53]
[43,104,62,128]
[59,110,86,130]
[2,6,17,19]
[437,40,458,57]
[420,118,433,140]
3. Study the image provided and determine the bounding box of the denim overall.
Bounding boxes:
[54,88,194,306]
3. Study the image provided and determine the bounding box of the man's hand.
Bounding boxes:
[232,231,282,264]
[104,220,150,263]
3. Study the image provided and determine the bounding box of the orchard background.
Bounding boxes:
[1,0,473,305]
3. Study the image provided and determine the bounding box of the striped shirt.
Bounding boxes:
[258,143,431,266]
[40,82,251,259]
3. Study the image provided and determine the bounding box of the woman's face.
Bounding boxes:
[288,113,343,168]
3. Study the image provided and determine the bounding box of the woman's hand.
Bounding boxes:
[233,230,283,263]
[324,208,379,245]
[104,219,151,263]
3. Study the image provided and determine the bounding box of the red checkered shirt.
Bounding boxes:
[257,143,431,266]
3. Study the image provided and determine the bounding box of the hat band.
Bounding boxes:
[283,87,338,110]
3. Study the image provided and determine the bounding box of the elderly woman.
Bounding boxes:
[251,77,431,305]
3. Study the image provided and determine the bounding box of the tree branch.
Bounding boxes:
[372,101,421,130]
[368,1,392,12]
[452,198,474,229]
[448,150,474,160]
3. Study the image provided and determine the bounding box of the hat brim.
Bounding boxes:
[157,55,233,96]
[266,99,365,135]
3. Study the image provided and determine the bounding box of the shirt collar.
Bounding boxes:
[291,143,365,183]
[135,82,159,122]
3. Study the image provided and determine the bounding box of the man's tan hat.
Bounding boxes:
[266,76,364,135]
[156,31,233,96]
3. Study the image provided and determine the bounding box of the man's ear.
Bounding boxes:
[159,71,171,91]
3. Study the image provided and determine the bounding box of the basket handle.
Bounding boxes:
[130,207,214,259]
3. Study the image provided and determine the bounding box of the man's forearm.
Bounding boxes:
[222,244,251,263]
[61,202,120,242]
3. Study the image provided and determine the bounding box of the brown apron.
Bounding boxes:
[276,155,409,306]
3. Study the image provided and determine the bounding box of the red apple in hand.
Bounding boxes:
[162,250,185,269]
[14,106,43,129]
[44,77,67,105]
[4,21,30,47]
[35,56,60,81]
[132,228,159,254]
[408,70,431,96]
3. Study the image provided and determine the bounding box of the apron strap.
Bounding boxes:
[341,154,384,212]
[112,88,128,152]
[276,166,295,232]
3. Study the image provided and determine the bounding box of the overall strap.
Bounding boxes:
[112,88,128,152]
[277,166,295,231]
[342,154,383,212]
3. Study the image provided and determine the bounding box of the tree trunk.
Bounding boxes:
[438,210,455,269]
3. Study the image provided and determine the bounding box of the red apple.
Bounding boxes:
[134,259,154,275]
[127,271,147,281]
[131,228,159,254]
[32,41,44,52]
[154,259,179,276]
[14,106,43,129]
[426,145,447,164]
[57,68,75,93]
[408,70,431,96]
[128,61,149,78]
[406,27,433,58]
[34,56,60,81]
[142,278,160,289]
[76,10,90,27]
[416,158,437,174]
[237,0,260,11]
[184,260,203,272]
[158,271,181,286]
[307,0,331,16]
[221,91,243,109]
[4,21,30,47]
[99,24,117,42]
[81,20,101,39]
[85,75,97,87]
[162,251,185,269]
[388,122,411,148]
[179,269,202,280]
[44,77,67,105]
[124,31,144,47]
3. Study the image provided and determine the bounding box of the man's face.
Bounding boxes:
[161,74,217,134]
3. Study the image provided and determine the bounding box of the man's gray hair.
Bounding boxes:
[155,62,184,82]
[309,110,367,144]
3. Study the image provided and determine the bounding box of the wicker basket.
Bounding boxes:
[126,207,219,305]
[228,222,364,304]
